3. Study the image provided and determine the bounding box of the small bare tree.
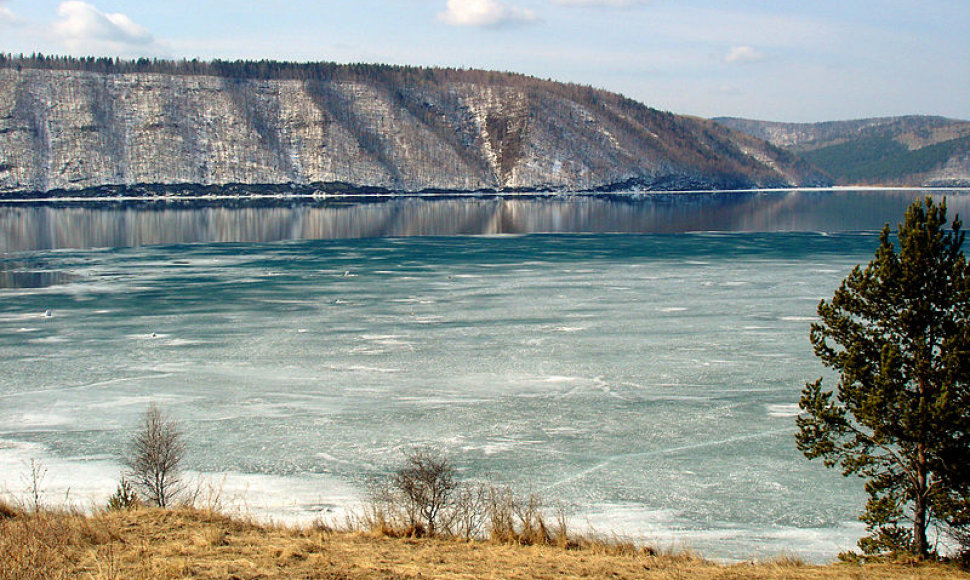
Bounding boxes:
[22,458,47,512]
[450,481,490,540]
[391,447,458,537]
[123,403,185,508]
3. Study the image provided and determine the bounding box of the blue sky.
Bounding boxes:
[1,0,967,122]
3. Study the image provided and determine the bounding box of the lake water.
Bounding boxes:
[2,188,969,561]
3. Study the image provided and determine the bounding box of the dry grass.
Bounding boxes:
[1,500,968,580]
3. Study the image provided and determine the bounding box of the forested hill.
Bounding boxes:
[0,55,828,195]
[713,115,970,187]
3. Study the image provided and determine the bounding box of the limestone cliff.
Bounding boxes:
[0,64,828,194]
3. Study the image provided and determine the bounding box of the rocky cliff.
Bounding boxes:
[0,62,827,195]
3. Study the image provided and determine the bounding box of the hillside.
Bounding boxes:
[0,56,828,196]
[713,116,970,186]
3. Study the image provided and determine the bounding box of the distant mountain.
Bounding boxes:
[0,55,828,196]
[713,116,970,187]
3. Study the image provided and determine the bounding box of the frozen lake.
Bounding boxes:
[2,189,969,561]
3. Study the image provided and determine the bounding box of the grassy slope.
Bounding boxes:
[1,506,967,580]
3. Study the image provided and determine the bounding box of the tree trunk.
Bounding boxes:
[913,494,928,557]
[914,448,929,558]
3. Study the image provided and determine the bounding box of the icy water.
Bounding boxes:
[1,189,969,561]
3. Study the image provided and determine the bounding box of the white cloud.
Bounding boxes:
[439,0,537,28]
[550,0,647,7]
[54,1,166,56]
[0,5,16,26]
[724,45,766,64]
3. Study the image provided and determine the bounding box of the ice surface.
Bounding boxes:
[0,227,901,561]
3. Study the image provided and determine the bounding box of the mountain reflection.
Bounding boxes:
[2,190,969,252]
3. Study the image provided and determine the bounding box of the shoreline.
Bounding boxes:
[2,503,966,579]
[0,439,863,564]
[2,186,969,205]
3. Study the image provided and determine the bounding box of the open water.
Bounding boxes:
[2,189,969,561]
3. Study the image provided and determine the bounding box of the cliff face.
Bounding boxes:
[0,67,827,194]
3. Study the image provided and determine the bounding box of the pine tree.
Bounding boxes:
[796,197,970,558]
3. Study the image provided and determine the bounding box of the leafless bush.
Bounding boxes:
[449,481,490,540]
[357,447,666,554]
[358,486,404,537]
[486,484,517,543]
[486,485,554,545]
[366,448,460,537]
[362,451,578,546]
[123,403,186,508]
[22,459,47,512]
[391,447,458,537]
[181,474,228,513]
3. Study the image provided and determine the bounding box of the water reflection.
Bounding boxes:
[2,190,969,252]
[0,261,77,288]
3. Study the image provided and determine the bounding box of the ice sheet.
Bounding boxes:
[0,232,880,561]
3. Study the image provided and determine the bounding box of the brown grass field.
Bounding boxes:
[1,503,968,580]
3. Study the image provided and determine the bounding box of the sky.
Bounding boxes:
[0,0,967,122]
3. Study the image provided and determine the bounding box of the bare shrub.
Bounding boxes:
[358,449,660,555]
[552,503,572,548]
[365,470,579,547]
[23,459,47,512]
[511,491,551,545]
[389,447,458,537]
[486,486,554,545]
[450,481,490,540]
[486,484,517,543]
[182,474,228,513]
[359,486,406,537]
[123,402,186,508]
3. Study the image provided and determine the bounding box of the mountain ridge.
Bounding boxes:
[0,56,828,195]
[712,115,970,186]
